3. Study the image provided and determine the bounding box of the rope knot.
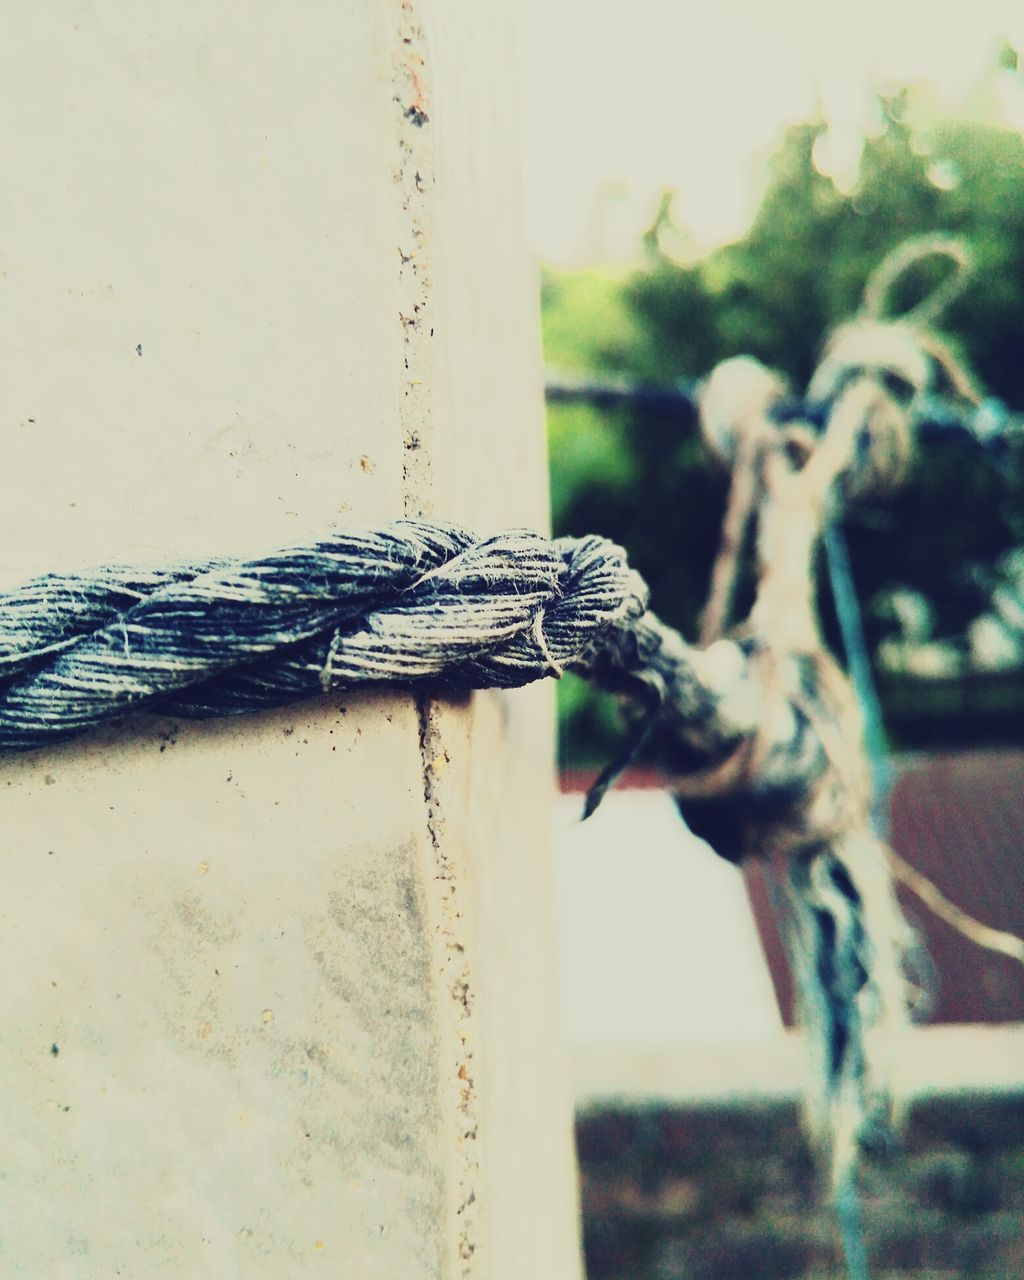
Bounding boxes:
[698,356,788,467]
[0,523,649,749]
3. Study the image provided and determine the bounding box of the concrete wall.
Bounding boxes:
[0,4,582,1276]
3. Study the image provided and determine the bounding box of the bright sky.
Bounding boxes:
[516,0,1024,265]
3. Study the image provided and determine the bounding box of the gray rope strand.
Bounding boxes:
[0,509,912,1201]
[0,521,651,750]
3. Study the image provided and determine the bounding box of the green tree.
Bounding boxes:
[545,88,1024,764]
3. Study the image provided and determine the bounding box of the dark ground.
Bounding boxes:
[576,1094,1024,1280]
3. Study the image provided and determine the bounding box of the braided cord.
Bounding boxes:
[0,521,651,751]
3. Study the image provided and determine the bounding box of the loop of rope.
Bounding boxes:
[3,240,1018,1255]
[684,284,979,1196]
[684,260,1024,1225]
[861,232,973,328]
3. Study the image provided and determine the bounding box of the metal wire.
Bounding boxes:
[545,370,1023,451]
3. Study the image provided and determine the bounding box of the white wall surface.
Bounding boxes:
[553,791,784,1051]
[0,4,582,1277]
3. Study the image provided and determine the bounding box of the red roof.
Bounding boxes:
[886,750,1024,1025]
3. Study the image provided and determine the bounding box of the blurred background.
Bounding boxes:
[516,4,1024,1277]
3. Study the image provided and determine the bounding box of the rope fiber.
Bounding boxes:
[5,241,1021,1276]
[0,522,648,751]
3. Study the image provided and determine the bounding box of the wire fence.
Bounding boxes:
[545,370,1024,453]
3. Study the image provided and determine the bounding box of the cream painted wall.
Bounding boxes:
[0,4,581,1276]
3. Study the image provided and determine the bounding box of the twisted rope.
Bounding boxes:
[6,242,1019,1279]
[0,521,653,751]
[681,256,1024,1280]
[0,496,908,1187]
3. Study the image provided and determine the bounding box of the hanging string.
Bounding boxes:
[822,519,892,834]
[888,847,1024,965]
[5,234,1021,1280]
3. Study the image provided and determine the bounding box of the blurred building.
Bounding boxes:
[555,751,1024,1106]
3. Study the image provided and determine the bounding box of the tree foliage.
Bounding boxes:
[545,89,1024,762]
